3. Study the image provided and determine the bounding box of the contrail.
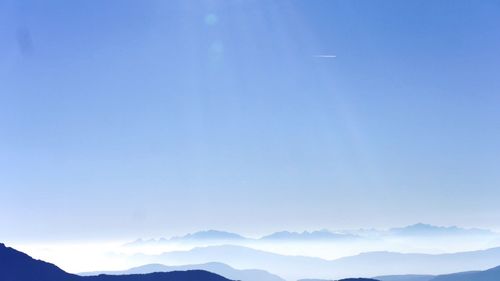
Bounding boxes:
[314,55,337,58]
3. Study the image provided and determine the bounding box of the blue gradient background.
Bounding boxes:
[0,0,499,241]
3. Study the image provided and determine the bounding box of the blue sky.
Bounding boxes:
[1,0,499,241]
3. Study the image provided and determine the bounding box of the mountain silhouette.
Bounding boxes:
[81,262,285,281]
[125,230,248,246]
[261,230,358,241]
[133,244,500,280]
[374,275,434,281]
[339,279,380,281]
[388,223,494,237]
[125,224,499,247]
[0,243,232,281]
[430,265,500,281]
[298,278,380,281]
[83,272,232,281]
[302,266,500,281]
[0,243,80,281]
[172,230,247,241]
[375,265,500,281]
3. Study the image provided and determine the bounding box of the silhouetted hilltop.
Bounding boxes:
[81,262,286,281]
[375,275,434,281]
[298,278,380,281]
[0,243,78,281]
[85,271,232,281]
[0,243,232,281]
[340,279,380,281]
[375,265,500,281]
[136,244,500,280]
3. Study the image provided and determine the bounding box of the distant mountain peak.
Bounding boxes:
[260,230,357,240]
[172,230,246,241]
[125,230,248,246]
[389,223,494,236]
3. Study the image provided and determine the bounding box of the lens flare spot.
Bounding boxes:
[204,14,218,25]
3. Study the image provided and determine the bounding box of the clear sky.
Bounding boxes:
[1,0,499,242]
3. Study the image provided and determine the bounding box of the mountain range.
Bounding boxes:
[300,279,380,281]
[375,265,500,281]
[81,262,285,281]
[126,230,247,246]
[0,243,231,281]
[374,275,434,281]
[260,230,358,241]
[5,242,500,281]
[388,223,494,237]
[432,265,500,281]
[304,266,500,281]
[126,224,498,245]
[132,244,500,280]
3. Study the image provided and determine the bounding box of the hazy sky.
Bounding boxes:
[1,0,499,242]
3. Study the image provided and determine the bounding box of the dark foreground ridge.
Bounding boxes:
[430,265,500,281]
[375,265,500,281]
[298,278,380,281]
[340,279,380,281]
[0,243,233,281]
